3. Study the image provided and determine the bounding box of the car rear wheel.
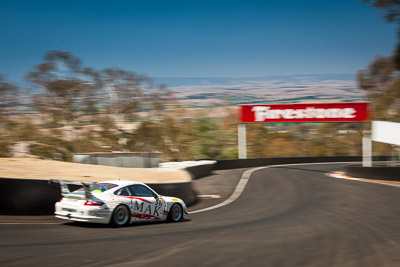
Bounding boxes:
[168,204,183,222]
[111,205,130,226]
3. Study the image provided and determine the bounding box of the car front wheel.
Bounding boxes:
[168,204,183,222]
[111,205,130,226]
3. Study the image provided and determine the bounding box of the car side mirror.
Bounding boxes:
[153,193,159,199]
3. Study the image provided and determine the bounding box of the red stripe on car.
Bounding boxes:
[122,196,152,203]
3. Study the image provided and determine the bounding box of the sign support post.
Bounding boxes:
[362,131,372,167]
[238,123,247,159]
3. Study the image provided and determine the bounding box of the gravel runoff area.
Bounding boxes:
[0,158,192,183]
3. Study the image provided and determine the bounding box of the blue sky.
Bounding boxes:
[0,0,397,83]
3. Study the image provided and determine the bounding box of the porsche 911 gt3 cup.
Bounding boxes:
[53,179,190,226]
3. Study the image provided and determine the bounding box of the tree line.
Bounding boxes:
[0,51,371,161]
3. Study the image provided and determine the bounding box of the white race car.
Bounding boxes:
[53,179,190,226]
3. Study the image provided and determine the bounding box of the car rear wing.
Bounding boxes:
[50,179,95,199]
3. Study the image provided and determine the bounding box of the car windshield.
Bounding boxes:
[69,182,118,194]
[91,183,118,193]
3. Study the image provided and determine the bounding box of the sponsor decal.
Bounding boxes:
[132,199,163,218]
[143,204,152,215]
[123,196,152,204]
[134,201,144,212]
[240,103,369,123]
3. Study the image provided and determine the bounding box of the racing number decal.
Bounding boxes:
[155,198,167,218]
[155,198,163,207]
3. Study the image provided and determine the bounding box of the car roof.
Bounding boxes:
[100,180,144,187]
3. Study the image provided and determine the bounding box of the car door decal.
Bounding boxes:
[122,196,152,204]
[122,196,163,220]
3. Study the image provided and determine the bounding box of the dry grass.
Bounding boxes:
[0,158,191,183]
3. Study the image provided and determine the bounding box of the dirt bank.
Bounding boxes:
[0,158,191,183]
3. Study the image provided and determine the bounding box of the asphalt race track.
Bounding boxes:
[2,163,400,266]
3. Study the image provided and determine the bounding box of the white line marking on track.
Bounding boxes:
[197,195,221,199]
[0,223,60,225]
[190,161,366,214]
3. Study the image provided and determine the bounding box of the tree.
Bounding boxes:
[357,55,400,121]
[363,0,400,69]
[0,75,19,156]
[92,68,173,133]
[93,68,149,127]
[363,0,400,22]
[192,117,236,159]
[0,75,18,119]
[24,50,176,157]
[148,83,174,121]
[26,50,98,130]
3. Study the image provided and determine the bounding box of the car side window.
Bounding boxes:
[114,186,131,196]
[129,185,154,197]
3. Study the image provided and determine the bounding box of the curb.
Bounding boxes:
[344,165,400,181]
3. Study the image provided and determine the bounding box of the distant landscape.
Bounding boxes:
[0,58,381,161]
[155,74,365,107]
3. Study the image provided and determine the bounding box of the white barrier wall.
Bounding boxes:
[372,121,400,146]
[73,152,162,168]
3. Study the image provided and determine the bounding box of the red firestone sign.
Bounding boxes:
[240,102,369,123]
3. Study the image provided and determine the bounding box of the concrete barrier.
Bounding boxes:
[159,160,216,179]
[0,178,61,215]
[185,164,215,179]
[0,177,197,215]
[214,156,365,170]
[344,165,400,181]
[147,182,197,206]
